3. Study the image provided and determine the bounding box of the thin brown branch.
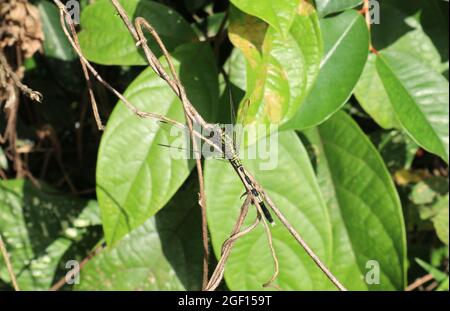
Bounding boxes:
[405,274,434,291]
[256,205,279,288]
[1,49,27,178]
[54,1,217,160]
[111,1,208,129]
[205,196,260,291]
[133,16,210,289]
[52,5,104,130]
[50,244,104,291]
[71,32,104,130]
[0,49,42,103]
[424,281,438,291]
[0,234,20,291]
[261,191,347,291]
[52,1,186,129]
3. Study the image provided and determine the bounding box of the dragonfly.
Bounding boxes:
[157,62,275,225]
[217,61,275,225]
[216,121,275,225]
[158,115,275,225]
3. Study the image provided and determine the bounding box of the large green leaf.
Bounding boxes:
[230,0,299,34]
[77,180,203,291]
[228,3,322,128]
[370,1,448,74]
[0,180,100,290]
[96,43,218,246]
[355,1,449,130]
[284,10,369,130]
[315,0,362,17]
[301,111,407,290]
[376,51,449,163]
[205,131,334,290]
[78,0,196,65]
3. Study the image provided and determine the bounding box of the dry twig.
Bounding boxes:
[262,192,347,291]
[134,15,210,289]
[0,49,42,103]
[205,196,260,291]
[405,274,434,291]
[50,244,105,291]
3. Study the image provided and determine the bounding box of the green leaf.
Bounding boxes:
[284,10,369,130]
[96,43,218,246]
[315,0,362,17]
[230,0,299,34]
[384,11,448,75]
[77,180,203,291]
[228,3,322,128]
[376,51,449,163]
[371,1,448,74]
[78,0,196,65]
[437,277,449,291]
[354,54,402,129]
[228,48,247,91]
[0,180,100,290]
[431,195,449,245]
[411,177,448,206]
[415,258,447,282]
[38,0,76,61]
[205,131,334,290]
[355,1,448,130]
[200,12,227,39]
[216,49,247,125]
[301,111,407,290]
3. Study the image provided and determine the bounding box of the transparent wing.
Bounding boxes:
[234,98,250,153]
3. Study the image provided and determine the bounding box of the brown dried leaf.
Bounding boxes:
[0,0,44,58]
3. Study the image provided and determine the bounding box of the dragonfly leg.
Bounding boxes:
[240,191,249,199]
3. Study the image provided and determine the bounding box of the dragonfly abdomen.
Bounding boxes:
[220,128,275,225]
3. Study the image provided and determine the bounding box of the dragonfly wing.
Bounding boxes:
[235,98,251,153]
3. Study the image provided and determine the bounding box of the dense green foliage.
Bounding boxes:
[0,0,448,291]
